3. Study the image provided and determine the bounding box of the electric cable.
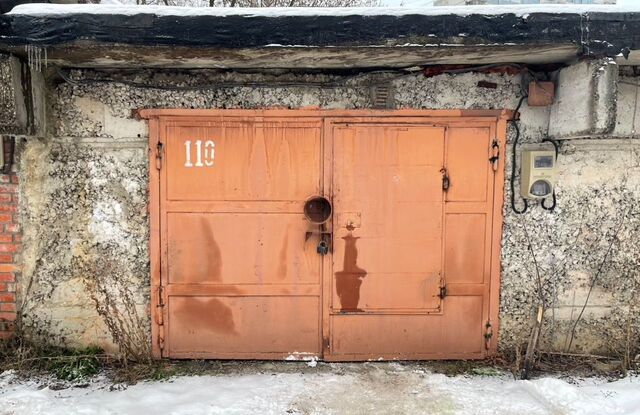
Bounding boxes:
[541,138,559,211]
[510,94,528,214]
[541,191,556,211]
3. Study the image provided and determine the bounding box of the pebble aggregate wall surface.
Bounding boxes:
[0,55,19,135]
[15,68,640,357]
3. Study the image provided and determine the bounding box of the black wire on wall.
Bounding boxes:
[510,94,529,214]
[541,138,559,211]
[510,84,560,214]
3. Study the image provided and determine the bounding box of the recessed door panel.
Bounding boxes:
[167,213,319,285]
[166,122,321,201]
[331,125,445,318]
[445,127,490,202]
[444,213,487,285]
[168,296,320,358]
[330,296,484,358]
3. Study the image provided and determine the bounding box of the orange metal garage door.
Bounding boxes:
[142,109,509,360]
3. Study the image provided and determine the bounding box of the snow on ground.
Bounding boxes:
[8,3,640,17]
[0,363,639,415]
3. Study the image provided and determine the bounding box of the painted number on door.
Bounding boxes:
[184,140,215,168]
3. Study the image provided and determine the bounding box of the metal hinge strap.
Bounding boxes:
[156,285,165,355]
[156,285,165,326]
[158,332,165,355]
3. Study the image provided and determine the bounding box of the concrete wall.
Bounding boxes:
[8,61,640,358]
[0,55,25,135]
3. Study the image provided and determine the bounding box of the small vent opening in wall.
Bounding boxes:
[371,85,394,109]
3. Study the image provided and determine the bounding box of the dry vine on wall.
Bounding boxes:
[514,182,640,378]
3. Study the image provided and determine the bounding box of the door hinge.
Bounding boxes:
[484,320,493,350]
[156,285,165,326]
[158,331,165,355]
[156,285,165,355]
[440,167,450,191]
[155,142,164,170]
[489,139,500,172]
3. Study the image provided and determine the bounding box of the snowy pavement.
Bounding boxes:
[1,363,639,415]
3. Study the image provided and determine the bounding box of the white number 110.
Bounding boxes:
[184,140,215,168]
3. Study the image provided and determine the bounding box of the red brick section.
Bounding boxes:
[0,173,19,340]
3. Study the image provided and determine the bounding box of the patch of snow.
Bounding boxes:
[380,0,435,6]
[8,3,640,18]
[423,373,640,415]
[1,367,639,415]
[284,352,318,363]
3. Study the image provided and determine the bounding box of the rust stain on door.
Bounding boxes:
[277,229,289,280]
[335,234,367,312]
[175,298,237,335]
[168,215,222,283]
[200,217,223,282]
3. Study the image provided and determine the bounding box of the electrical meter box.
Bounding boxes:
[520,149,556,199]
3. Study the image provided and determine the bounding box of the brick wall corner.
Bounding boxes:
[0,172,19,340]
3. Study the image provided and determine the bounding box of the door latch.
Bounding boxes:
[489,139,500,171]
[306,223,332,256]
[155,142,164,170]
[438,285,447,299]
[440,167,450,191]
[317,240,329,255]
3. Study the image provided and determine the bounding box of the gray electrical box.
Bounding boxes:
[520,149,556,199]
